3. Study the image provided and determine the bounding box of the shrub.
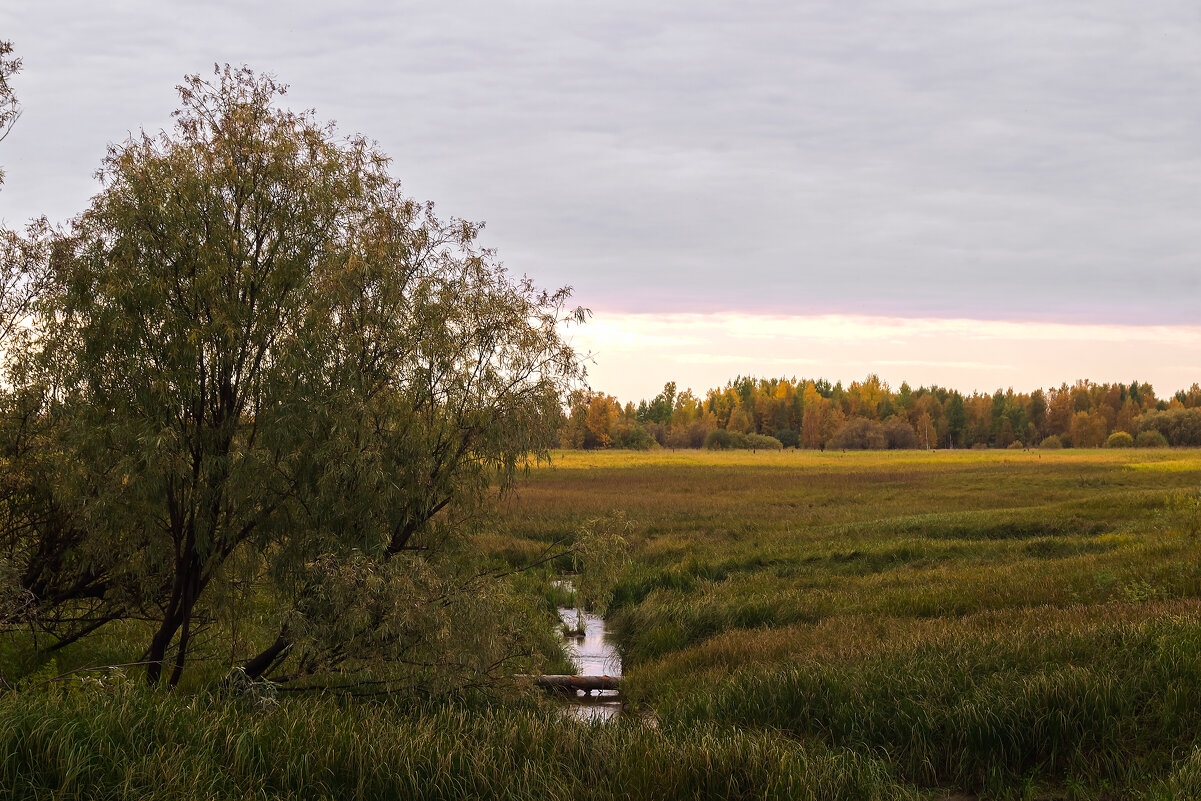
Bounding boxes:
[704,429,735,450]
[641,421,667,447]
[773,428,800,449]
[1137,409,1201,446]
[1006,440,1024,449]
[1039,435,1063,449]
[704,430,782,451]
[882,417,918,450]
[1106,431,1134,448]
[829,418,887,450]
[612,423,658,450]
[1136,430,1169,448]
[665,422,707,449]
[746,433,783,451]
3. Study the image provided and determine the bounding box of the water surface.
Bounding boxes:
[557,606,622,722]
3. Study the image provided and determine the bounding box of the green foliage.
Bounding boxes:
[1040,435,1064,449]
[1139,408,1201,446]
[0,67,583,691]
[1137,430,1170,448]
[772,428,799,448]
[703,430,781,451]
[703,429,736,449]
[0,39,19,186]
[746,433,782,451]
[570,513,631,615]
[1107,431,1134,448]
[701,432,778,451]
[611,423,658,450]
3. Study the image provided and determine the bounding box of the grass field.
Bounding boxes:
[493,448,1201,799]
[7,448,1201,799]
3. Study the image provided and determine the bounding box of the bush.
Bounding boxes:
[829,418,887,450]
[746,433,783,451]
[881,417,918,450]
[1006,440,1024,450]
[704,429,735,450]
[612,423,658,450]
[773,428,800,449]
[1137,409,1201,447]
[1106,431,1134,448]
[1039,435,1063,449]
[1136,430,1169,448]
[641,421,667,447]
[666,422,711,449]
[704,430,783,451]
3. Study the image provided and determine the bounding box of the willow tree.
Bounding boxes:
[0,39,20,183]
[12,66,583,688]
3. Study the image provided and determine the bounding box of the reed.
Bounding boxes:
[652,610,1201,793]
[0,687,916,800]
[494,448,1201,796]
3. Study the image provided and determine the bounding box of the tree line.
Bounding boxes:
[560,376,1201,451]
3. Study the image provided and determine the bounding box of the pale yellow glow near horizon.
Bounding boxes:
[562,312,1201,402]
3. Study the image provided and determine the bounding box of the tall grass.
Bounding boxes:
[493,448,1201,796]
[651,609,1201,794]
[10,449,1201,799]
[0,687,916,800]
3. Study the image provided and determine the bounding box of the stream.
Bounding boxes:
[556,604,623,722]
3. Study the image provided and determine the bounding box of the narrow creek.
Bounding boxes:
[556,592,622,721]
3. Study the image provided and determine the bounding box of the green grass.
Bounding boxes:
[9,448,1201,799]
[493,448,1201,798]
[653,607,1201,793]
[0,687,915,800]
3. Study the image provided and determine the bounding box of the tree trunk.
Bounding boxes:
[242,633,290,679]
[145,612,182,685]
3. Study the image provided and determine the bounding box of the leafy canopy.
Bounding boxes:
[1,66,585,691]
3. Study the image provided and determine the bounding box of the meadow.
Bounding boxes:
[494,448,1201,799]
[6,448,1201,800]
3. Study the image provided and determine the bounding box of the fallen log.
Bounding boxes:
[517,674,620,695]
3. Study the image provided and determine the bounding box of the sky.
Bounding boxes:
[1,1,1199,401]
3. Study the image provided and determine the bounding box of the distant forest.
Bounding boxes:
[559,376,1201,451]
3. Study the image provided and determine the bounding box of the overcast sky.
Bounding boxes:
[2,2,1199,398]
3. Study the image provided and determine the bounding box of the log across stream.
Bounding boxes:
[555,606,622,721]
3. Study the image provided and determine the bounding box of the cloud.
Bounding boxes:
[1,1,1198,326]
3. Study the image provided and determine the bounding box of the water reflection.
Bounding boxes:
[557,606,622,722]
